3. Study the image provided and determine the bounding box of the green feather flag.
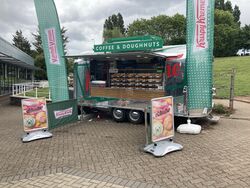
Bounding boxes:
[186,0,215,111]
[34,0,69,102]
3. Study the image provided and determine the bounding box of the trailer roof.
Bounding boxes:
[66,45,186,62]
[67,51,165,61]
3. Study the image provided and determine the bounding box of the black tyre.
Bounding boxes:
[128,110,144,124]
[112,108,127,122]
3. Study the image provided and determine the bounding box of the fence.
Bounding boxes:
[213,68,236,110]
[12,81,51,100]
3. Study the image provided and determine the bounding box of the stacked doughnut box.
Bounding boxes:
[110,73,163,90]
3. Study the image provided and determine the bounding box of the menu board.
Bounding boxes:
[151,96,174,142]
[22,98,48,132]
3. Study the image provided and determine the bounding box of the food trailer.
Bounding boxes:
[69,35,214,124]
[70,35,212,123]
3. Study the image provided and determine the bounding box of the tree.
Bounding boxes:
[215,0,225,10]
[233,5,241,24]
[32,30,43,54]
[61,27,69,54]
[117,13,125,34]
[214,0,241,25]
[215,0,233,12]
[127,14,186,45]
[32,26,71,80]
[167,14,186,44]
[12,30,32,56]
[104,18,113,30]
[111,15,118,29]
[103,27,124,42]
[224,1,233,12]
[34,52,47,80]
[32,30,46,80]
[126,18,153,37]
[214,9,240,57]
[215,9,235,25]
[103,13,126,42]
[239,25,250,50]
[213,0,242,56]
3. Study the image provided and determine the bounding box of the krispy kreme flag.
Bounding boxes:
[34,0,69,102]
[186,0,215,110]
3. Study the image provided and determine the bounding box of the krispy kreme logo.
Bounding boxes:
[54,107,73,119]
[194,0,208,50]
[26,105,43,113]
[46,28,60,65]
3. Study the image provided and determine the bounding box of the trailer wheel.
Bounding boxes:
[128,110,144,124]
[112,108,126,122]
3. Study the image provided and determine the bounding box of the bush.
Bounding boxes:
[212,104,231,115]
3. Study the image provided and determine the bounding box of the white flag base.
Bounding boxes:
[144,140,183,157]
[22,129,52,142]
[177,119,201,134]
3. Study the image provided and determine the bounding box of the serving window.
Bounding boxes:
[90,56,165,91]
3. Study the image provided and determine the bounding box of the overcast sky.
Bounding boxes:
[0,0,249,55]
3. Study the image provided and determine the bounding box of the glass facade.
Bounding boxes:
[0,61,33,96]
[0,37,35,96]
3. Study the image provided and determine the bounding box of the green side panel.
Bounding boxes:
[47,99,78,129]
[34,0,69,102]
[186,0,215,110]
[74,62,90,101]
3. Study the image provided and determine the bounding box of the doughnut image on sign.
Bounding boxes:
[23,115,36,129]
[152,121,164,138]
[151,97,174,142]
[35,111,47,128]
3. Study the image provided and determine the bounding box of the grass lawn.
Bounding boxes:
[214,56,250,98]
[20,87,50,98]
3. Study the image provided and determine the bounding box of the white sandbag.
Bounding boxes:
[177,119,201,134]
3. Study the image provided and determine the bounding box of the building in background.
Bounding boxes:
[0,37,37,96]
